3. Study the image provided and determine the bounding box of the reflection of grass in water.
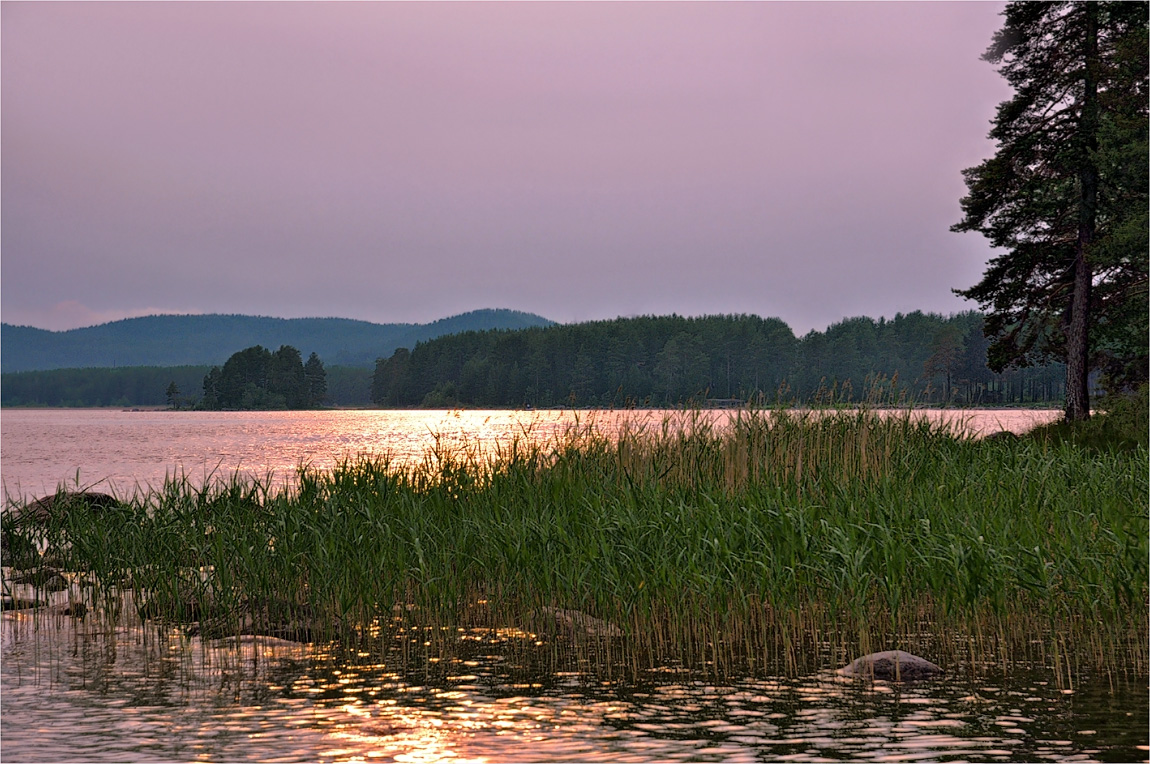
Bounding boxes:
[14,406,1148,681]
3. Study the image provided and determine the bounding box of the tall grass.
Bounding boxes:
[12,407,1147,679]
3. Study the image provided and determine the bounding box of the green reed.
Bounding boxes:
[16,406,1147,679]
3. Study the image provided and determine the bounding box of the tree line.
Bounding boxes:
[1,366,213,408]
[2,364,371,409]
[0,311,1096,410]
[370,311,1072,408]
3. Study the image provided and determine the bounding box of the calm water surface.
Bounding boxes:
[2,603,1146,763]
[1,408,1059,499]
[4,406,1143,763]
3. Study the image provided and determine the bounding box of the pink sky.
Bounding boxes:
[2,1,1010,333]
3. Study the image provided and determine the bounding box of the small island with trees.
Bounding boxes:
[199,344,327,410]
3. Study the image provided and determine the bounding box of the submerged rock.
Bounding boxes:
[144,594,337,644]
[0,595,42,611]
[0,594,87,615]
[187,612,330,643]
[530,607,623,638]
[10,567,70,592]
[838,650,943,681]
[42,601,87,618]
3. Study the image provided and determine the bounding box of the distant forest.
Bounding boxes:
[2,311,1070,409]
[1,366,373,408]
[371,311,1067,408]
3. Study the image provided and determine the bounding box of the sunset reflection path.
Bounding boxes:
[2,587,1145,763]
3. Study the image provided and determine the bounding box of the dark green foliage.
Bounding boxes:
[0,366,211,407]
[201,366,221,409]
[164,381,183,409]
[269,345,307,408]
[371,347,411,407]
[922,325,965,401]
[372,311,1069,408]
[304,352,327,407]
[323,366,372,407]
[201,345,326,410]
[953,2,1149,417]
[374,314,798,408]
[1027,383,1150,451]
[1,309,555,373]
[0,364,360,409]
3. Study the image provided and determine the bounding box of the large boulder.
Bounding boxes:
[5,491,122,530]
[3,492,123,570]
[838,650,943,681]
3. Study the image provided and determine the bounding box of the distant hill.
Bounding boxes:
[1,309,554,372]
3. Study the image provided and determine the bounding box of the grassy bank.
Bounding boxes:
[12,406,1147,679]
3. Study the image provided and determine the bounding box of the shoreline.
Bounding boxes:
[0,403,1068,412]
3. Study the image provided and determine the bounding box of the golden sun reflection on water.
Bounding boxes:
[323,700,489,764]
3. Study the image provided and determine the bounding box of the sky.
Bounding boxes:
[2,1,1012,335]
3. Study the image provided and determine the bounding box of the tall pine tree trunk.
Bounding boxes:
[1066,252,1093,420]
[1066,3,1100,422]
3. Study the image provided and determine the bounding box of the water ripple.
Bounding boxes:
[2,612,1145,763]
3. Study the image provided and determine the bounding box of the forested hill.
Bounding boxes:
[372,311,1067,408]
[1,309,553,372]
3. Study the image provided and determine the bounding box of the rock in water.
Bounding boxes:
[839,650,943,681]
[0,595,42,611]
[531,607,623,638]
[42,602,87,618]
[7,491,121,528]
[10,567,70,591]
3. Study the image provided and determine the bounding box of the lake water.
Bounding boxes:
[1,407,1060,500]
[2,603,1146,763]
[4,406,1146,763]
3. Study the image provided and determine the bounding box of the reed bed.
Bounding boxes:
[11,407,1147,680]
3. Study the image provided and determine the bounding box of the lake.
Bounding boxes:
[3,406,1145,763]
[1,407,1059,499]
[2,609,1145,763]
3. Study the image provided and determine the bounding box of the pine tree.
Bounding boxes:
[304,352,327,408]
[202,366,221,410]
[923,326,964,404]
[269,345,306,408]
[953,2,1148,420]
[165,381,181,409]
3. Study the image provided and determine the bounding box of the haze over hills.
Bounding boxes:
[1,309,554,373]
